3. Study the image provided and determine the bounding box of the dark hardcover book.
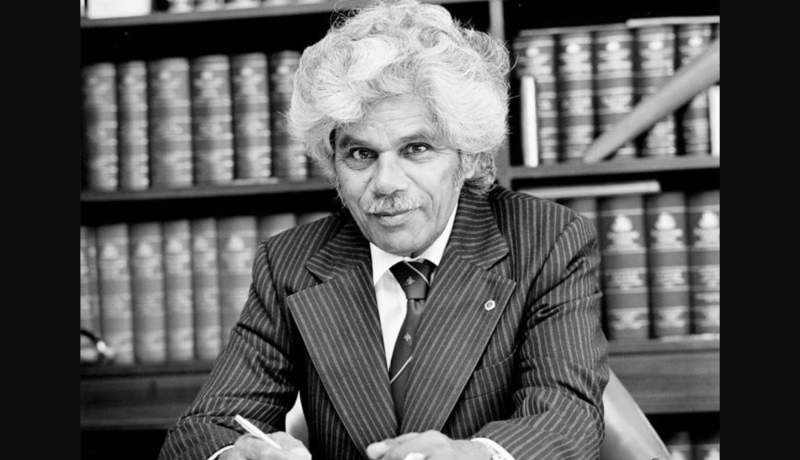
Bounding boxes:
[129,222,167,364]
[163,219,195,361]
[269,51,308,179]
[593,25,637,160]
[687,190,720,335]
[191,54,235,185]
[148,57,193,188]
[191,218,222,361]
[677,22,714,156]
[645,192,691,338]
[556,30,595,163]
[116,60,150,190]
[95,223,134,364]
[514,32,559,166]
[633,24,677,157]
[231,53,273,182]
[82,62,119,191]
[257,213,297,242]
[217,216,258,348]
[598,194,649,340]
[81,226,102,335]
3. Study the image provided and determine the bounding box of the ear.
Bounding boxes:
[461,152,480,180]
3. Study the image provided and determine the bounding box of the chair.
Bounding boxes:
[285,369,672,460]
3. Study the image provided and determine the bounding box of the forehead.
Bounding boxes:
[337,95,438,145]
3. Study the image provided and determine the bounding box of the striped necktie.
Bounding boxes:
[388,259,434,422]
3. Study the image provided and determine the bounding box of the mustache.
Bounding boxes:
[363,194,420,215]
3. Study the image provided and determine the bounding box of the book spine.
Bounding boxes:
[645,192,691,338]
[708,84,720,157]
[593,26,637,159]
[677,23,714,156]
[80,226,102,334]
[82,62,119,191]
[257,213,297,242]
[95,223,134,364]
[663,430,693,460]
[557,31,595,163]
[191,55,235,185]
[559,197,598,234]
[163,219,195,361]
[191,217,222,361]
[116,60,150,191]
[129,222,167,363]
[148,58,193,188]
[269,51,308,179]
[634,25,677,157]
[687,190,720,335]
[517,34,559,165]
[217,216,258,348]
[598,195,649,340]
[693,430,720,460]
[231,53,273,181]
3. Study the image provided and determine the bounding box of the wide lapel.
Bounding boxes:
[286,215,397,449]
[401,191,517,432]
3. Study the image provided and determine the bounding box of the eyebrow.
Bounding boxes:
[334,130,438,150]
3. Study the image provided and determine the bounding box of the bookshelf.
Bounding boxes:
[80,1,720,457]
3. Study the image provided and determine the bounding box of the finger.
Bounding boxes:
[366,433,421,459]
[268,431,312,458]
[402,454,426,460]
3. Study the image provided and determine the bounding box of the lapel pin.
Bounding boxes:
[484,300,496,311]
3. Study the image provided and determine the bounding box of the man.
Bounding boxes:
[159,1,608,459]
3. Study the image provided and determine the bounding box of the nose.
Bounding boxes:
[371,152,409,196]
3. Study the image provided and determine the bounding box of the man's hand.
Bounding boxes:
[221,432,312,460]
[365,431,492,460]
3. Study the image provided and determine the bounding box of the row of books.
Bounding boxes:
[513,16,720,166]
[80,211,332,365]
[82,0,329,19]
[661,428,720,460]
[556,189,720,341]
[81,51,327,193]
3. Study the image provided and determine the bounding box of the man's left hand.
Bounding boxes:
[365,431,492,460]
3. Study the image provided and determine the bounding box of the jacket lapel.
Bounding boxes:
[286,216,397,449]
[401,191,517,433]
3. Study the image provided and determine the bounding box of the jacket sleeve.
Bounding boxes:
[158,241,299,460]
[473,213,609,460]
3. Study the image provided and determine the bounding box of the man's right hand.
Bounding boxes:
[221,432,312,460]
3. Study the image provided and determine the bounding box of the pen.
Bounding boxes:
[234,414,282,450]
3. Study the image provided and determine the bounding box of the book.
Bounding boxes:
[86,0,151,18]
[676,22,714,156]
[166,0,194,13]
[687,190,720,336]
[708,84,720,157]
[258,213,297,242]
[217,216,258,348]
[662,430,693,460]
[163,219,195,361]
[593,25,637,160]
[560,197,598,231]
[518,180,660,200]
[80,226,102,335]
[693,430,720,460]
[231,53,273,181]
[195,0,225,11]
[269,51,308,179]
[148,58,194,188]
[116,60,150,191]
[82,62,119,191]
[597,195,649,340]
[129,222,167,364]
[514,33,559,166]
[632,24,677,158]
[556,30,595,162]
[645,192,691,338]
[191,55,235,185]
[191,218,222,361]
[95,223,134,364]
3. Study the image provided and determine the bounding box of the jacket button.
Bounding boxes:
[484,300,496,311]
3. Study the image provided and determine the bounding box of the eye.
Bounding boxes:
[350,148,376,161]
[403,143,431,156]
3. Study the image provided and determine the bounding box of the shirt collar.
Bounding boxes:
[370,203,457,286]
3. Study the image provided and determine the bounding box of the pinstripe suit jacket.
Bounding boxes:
[159,186,609,460]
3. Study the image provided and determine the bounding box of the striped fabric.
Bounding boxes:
[158,185,609,460]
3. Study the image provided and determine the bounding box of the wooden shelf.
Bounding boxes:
[511,156,720,181]
[81,336,719,430]
[80,0,491,28]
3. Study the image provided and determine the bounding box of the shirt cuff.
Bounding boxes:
[472,438,516,460]
[207,445,234,460]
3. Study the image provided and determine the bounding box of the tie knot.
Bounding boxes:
[390,260,434,300]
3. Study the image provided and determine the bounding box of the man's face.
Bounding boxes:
[333,95,475,257]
